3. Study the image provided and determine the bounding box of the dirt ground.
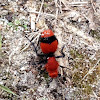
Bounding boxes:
[0,0,100,100]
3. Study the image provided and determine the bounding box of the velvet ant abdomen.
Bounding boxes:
[44,57,59,78]
[39,29,58,54]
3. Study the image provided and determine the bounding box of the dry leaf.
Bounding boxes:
[36,19,45,29]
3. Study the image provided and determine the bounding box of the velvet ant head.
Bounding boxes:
[41,29,54,38]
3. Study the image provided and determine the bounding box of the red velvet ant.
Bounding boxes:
[25,29,65,78]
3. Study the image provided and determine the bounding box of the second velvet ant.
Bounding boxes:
[25,29,65,78]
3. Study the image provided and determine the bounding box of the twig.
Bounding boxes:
[69,5,88,7]
[92,90,98,99]
[54,0,58,24]
[68,2,88,5]
[29,11,56,18]
[68,1,88,6]
[59,0,62,13]
[36,0,44,23]
[55,8,58,23]
[90,0,97,13]
[81,59,100,81]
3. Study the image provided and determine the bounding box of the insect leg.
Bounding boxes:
[60,65,71,70]
[25,35,47,57]
[55,45,65,58]
[25,35,38,54]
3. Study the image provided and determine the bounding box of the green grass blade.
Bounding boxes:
[0,84,17,96]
